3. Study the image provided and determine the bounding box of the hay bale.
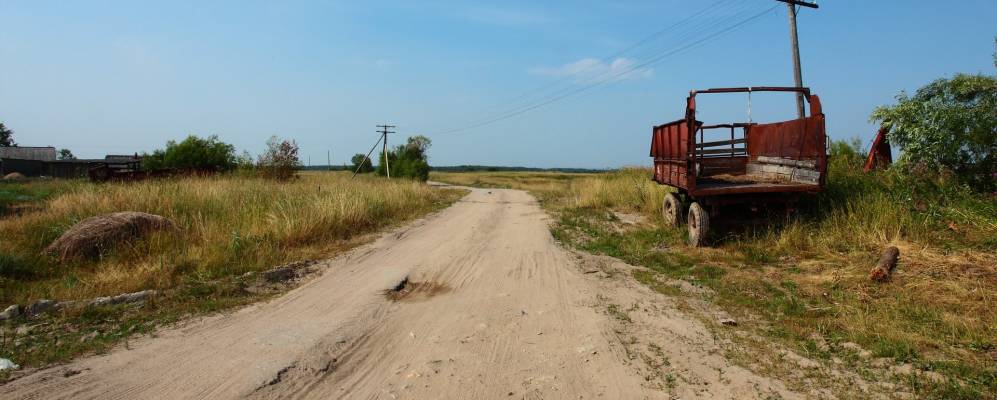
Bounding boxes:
[869,246,900,282]
[3,172,26,180]
[45,212,175,261]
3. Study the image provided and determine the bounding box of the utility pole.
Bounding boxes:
[352,133,383,179]
[776,0,818,119]
[327,150,331,171]
[376,124,395,178]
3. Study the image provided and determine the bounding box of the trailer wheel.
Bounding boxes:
[687,202,709,247]
[662,193,683,227]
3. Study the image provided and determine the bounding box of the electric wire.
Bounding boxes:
[469,0,745,117]
[429,4,778,136]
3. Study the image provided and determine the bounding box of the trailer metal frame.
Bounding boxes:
[649,86,828,245]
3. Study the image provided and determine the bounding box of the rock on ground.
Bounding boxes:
[45,212,175,261]
[0,358,19,371]
[0,304,20,321]
[89,290,157,307]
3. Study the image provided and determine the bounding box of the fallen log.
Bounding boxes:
[869,246,900,282]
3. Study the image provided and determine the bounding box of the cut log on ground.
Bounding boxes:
[869,246,900,282]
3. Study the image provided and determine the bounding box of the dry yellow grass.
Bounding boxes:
[1,172,464,305]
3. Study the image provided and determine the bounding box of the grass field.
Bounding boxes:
[430,163,997,399]
[0,172,464,368]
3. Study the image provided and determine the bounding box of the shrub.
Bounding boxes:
[871,73,996,191]
[828,137,866,171]
[142,135,236,172]
[257,136,300,181]
[377,135,432,181]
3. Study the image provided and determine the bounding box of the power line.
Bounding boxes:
[470,0,744,117]
[430,4,767,135]
[351,132,383,179]
[429,4,777,136]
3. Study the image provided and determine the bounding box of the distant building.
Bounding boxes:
[0,146,56,161]
[1,147,142,179]
[104,154,141,162]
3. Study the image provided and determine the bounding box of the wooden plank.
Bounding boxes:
[756,156,817,169]
[696,138,747,148]
[746,163,819,184]
[697,148,746,155]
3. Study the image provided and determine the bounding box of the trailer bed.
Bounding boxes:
[693,179,819,196]
[648,86,829,246]
[650,87,827,197]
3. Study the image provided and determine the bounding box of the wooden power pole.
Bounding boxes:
[376,124,395,178]
[776,0,818,119]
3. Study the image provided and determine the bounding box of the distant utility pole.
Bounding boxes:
[376,124,396,178]
[776,0,818,119]
[327,150,332,171]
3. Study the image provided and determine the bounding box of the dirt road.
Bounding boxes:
[2,186,803,399]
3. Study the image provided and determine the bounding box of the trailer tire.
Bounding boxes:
[687,202,709,247]
[662,193,683,227]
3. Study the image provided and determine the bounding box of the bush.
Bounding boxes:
[142,135,236,172]
[257,136,300,181]
[871,73,996,191]
[828,137,866,171]
[351,153,374,173]
[377,135,431,181]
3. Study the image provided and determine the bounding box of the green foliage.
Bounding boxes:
[233,150,255,176]
[256,136,300,181]
[0,122,14,147]
[57,148,76,160]
[871,73,996,191]
[828,137,866,171]
[141,135,236,172]
[351,153,374,173]
[377,135,432,181]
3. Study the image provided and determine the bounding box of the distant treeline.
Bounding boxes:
[300,165,352,171]
[431,165,608,173]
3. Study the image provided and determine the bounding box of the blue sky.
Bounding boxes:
[1,0,994,168]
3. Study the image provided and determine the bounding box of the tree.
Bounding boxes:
[351,153,374,173]
[142,135,236,171]
[57,149,76,160]
[257,136,300,181]
[0,122,14,147]
[377,135,432,181]
[871,73,996,191]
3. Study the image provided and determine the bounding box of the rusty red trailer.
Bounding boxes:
[650,86,828,246]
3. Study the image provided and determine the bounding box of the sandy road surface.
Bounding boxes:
[3,186,803,399]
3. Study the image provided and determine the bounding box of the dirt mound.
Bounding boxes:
[45,212,175,261]
[3,172,26,180]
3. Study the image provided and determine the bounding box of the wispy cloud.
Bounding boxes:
[529,57,653,83]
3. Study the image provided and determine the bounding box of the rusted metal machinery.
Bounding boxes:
[864,125,892,172]
[650,86,828,246]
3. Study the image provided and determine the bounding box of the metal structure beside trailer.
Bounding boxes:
[650,87,828,246]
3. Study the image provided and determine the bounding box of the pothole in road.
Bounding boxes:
[385,276,450,302]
